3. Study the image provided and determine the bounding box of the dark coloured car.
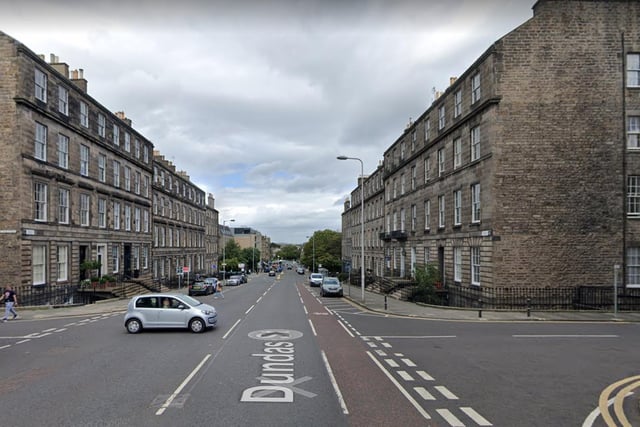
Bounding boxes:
[268,269,276,277]
[189,281,211,296]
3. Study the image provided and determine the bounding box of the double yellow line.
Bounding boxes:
[598,375,640,427]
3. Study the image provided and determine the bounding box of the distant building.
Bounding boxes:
[341,0,640,290]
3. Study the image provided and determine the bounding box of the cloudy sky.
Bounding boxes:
[2,0,534,244]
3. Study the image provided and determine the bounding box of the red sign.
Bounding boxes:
[182,266,190,273]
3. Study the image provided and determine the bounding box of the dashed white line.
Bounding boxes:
[366,352,431,420]
[222,318,241,340]
[401,358,416,367]
[337,320,354,337]
[436,408,464,427]
[16,339,31,344]
[384,359,399,368]
[321,351,349,415]
[245,304,255,315]
[156,354,211,416]
[0,345,11,350]
[308,319,317,337]
[435,385,459,400]
[397,370,415,381]
[417,371,434,381]
[414,387,435,400]
[460,407,493,426]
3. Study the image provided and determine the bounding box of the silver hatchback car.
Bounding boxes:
[124,294,217,334]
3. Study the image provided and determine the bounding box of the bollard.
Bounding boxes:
[384,295,388,311]
[526,298,531,318]
[478,298,482,318]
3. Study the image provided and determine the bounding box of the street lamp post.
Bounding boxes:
[306,235,316,273]
[337,155,365,302]
[222,218,235,283]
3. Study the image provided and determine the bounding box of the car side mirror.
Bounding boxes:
[177,304,186,310]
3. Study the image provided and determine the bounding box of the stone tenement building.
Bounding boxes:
[0,33,154,291]
[152,152,208,280]
[341,0,640,290]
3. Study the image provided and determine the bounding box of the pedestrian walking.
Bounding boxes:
[1,285,18,322]
[214,281,224,299]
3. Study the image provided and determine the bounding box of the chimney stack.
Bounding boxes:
[71,68,88,93]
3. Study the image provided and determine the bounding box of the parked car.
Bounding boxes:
[268,269,276,277]
[320,277,343,297]
[296,267,304,274]
[226,275,242,286]
[188,281,211,296]
[309,273,323,287]
[124,294,217,333]
[203,277,218,292]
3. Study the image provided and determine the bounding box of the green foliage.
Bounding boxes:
[277,245,301,261]
[411,263,441,304]
[302,230,342,273]
[80,260,101,272]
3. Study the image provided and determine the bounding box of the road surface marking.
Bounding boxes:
[222,318,242,340]
[414,387,435,400]
[367,342,377,348]
[436,408,464,426]
[245,304,255,315]
[308,319,317,337]
[417,371,434,381]
[366,351,431,420]
[435,385,458,400]
[375,350,387,356]
[460,407,493,426]
[321,351,349,414]
[398,370,415,381]
[401,358,417,367]
[156,354,211,415]
[337,320,354,337]
[385,359,399,368]
[513,335,618,338]
[382,342,392,348]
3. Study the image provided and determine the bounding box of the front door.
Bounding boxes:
[123,244,132,278]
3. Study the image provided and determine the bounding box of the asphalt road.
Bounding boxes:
[2,270,639,426]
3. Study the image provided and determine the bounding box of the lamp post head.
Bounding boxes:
[336,155,348,160]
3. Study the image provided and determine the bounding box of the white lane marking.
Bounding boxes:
[582,392,634,427]
[385,359,399,368]
[414,387,435,400]
[36,333,52,338]
[375,350,387,357]
[64,322,78,327]
[0,345,11,350]
[156,354,211,415]
[367,342,377,348]
[394,353,404,357]
[361,337,370,341]
[417,371,434,381]
[245,305,255,315]
[382,342,392,348]
[256,296,262,303]
[371,335,457,339]
[460,407,493,426]
[366,352,431,420]
[42,328,57,333]
[373,336,383,341]
[302,305,308,315]
[54,328,67,333]
[321,351,349,414]
[222,319,242,340]
[436,408,464,427]
[16,339,31,344]
[401,358,416,367]
[435,386,459,400]
[513,335,618,338]
[337,320,354,337]
[308,319,317,337]
[397,371,415,381]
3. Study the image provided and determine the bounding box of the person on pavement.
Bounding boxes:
[1,285,18,322]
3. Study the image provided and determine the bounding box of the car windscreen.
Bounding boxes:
[179,295,202,306]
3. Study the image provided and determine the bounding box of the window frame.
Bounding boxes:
[471,246,481,286]
[80,101,89,128]
[35,122,47,161]
[471,126,481,161]
[79,193,90,226]
[628,176,640,216]
[628,116,640,149]
[34,181,48,222]
[58,85,69,115]
[471,73,481,104]
[80,144,90,176]
[438,195,445,228]
[57,245,68,282]
[32,245,47,285]
[438,105,446,130]
[471,183,481,223]
[57,133,69,169]
[35,68,47,102]
[58,187,69,224]
[454,137,462,169]
[454,90,462,118]
[98,113,106,137]
[453,189,462,225]
[628,53,640,88]
[424,199,430,231]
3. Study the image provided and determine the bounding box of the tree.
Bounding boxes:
[278,245,301,261]
[240,247,261,272]
[411,263,441,304]
[302,230,342,274]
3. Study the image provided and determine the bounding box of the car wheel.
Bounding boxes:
[126,318,142,334]
[189,318,205,333]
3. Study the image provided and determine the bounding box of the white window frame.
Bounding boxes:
[34,181,48,222]
[134,171,141,195]
[80,144,89,176]
[411,166,416,190]
[57,245,68,282]
[628,53,640,88]
[57,133,68,169]
[471,73,481,103]
[143,209,149,233]
[628,116,640,149]
[454,137,462,169]
[80,193,90,226]
[143,145,149,163]
[135,139,141,158]
[135,207,141,232]
[627,247,640,287]
[80,101,89,128]
[58,188,69,224]
[411,204,417,231]
[454,190,461,225]
[438,148,445,177]
[424,119,430,141]
[58,85,68,115]
[98,198,107,228]
[424,157,430,183]
[438,105,446,130]
[98,113,106,137]
[438,195,445,228]
[125,205,131,231]
[113,161,120,187]
[471,246,481,286]
[454,90,462,118]
[471,126,481,161]
[112,245,120,274]
[113,202,121,230]
[628,176,640,216]
[98,154,106,182]
[472,183,481,223]
[124,166,131,191]
[454,247,462,282]
[35,122,47,161]
[113,124,120,146]
[35,69,47,102]
[424,200,430,231]
[124,132,131,152]
[33,245,46,285]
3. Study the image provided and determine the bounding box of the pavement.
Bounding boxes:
[6,281,640,323]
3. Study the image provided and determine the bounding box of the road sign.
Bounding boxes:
[182,266,190,273]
